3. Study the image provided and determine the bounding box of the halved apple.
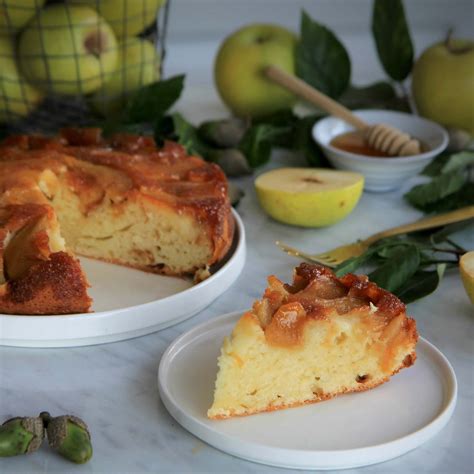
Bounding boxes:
[460,251,474,305]
[255,168,364,227]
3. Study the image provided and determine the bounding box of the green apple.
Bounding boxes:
[18,5,118,95]
[214,24,298,118]
[255,168,364,227]
[412,39,474,135]
[89,37,160,116]
[0,36,43,122]
[70,0,166,38]
[0,0,45,35]
[460,251,474,305]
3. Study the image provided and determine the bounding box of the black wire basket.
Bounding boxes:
[0,0,170,134]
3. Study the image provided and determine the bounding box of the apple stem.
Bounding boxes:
[444,28,473,54]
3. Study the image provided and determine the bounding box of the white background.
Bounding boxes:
[165,0,474,86]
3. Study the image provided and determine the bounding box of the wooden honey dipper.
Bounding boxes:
[265,65,421,156]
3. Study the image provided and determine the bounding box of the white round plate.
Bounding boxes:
[0,210,245,348]
[158,312,457,471]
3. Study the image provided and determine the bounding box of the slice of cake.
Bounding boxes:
[208,263,418,419]
[0,128,234,315]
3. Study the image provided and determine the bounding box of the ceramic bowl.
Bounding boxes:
[312,109,448,192]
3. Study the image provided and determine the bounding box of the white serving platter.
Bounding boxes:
[0,210,245,348]
[158,312,457,471]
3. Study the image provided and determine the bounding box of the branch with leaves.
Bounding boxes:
[333,222,470,303]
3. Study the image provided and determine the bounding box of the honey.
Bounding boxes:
[330,130,391,157]
[330,130,428,157]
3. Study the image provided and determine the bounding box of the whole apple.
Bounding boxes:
[0,36,43,122]
[215,24,297,118]
[18,5,118,96]
[70,0,166,38]
[89,37,160,116]
[412,39,474,135]
[0,0,45,35]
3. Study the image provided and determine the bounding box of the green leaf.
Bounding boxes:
[441,151,474,174]
[416,184,474,213]
[372,0,414,81]
[421,152,451,177]
[404,171,467,209]
[125,75,185,123]
[254,109,298,149]
[377,242,413,259]
[339,82,397,110]
[295,11,351,99]
[334,249,376,277]
[395,264,446,303]
[239,123,289,168]
[293,115,328,167]
[173,113,210,157]
[369,245,420,292]
[154,113,210,157]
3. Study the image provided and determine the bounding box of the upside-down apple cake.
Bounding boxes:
[0,128,234,315]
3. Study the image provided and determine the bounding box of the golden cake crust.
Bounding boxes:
[0,129,234,315]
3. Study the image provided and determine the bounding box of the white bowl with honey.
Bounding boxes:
[313,110,448,192]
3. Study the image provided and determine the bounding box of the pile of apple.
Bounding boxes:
[0,0,165,123]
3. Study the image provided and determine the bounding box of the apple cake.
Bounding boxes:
[208,263,418,419]
[0,128,234,315]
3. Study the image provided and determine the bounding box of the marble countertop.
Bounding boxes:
[1,91,473,474]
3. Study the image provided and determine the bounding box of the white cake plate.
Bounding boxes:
[158,312,457,471]
[0,210,245,348]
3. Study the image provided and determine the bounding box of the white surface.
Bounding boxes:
[313,110,448,192]
[0,210,245,348]
[1,91,473,473]
[158,312,457,470]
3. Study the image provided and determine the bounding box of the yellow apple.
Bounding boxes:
[0,36,43,122]
[0,0,45,35]
[255,168,364,227]
[460,251,474,305]
[412,39,474,135]
[70,0,166,38]
[18,5,118,95]
[214,24,297,118]
[89,37,160,116]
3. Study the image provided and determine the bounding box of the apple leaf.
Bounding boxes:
[239,123,292,168]
[395,264,446,303]
[292,115,328,167]
[368,244,420,293]
[338,81,405,110]
[238,125,275,168]
[404,171,467,210]
[295,11,351,99]
[441,151,474,174]
[331,230,465,303]
[154,112,210,157]
[372,0,414,81]
[421,152,452,177]
[125,75,185,123]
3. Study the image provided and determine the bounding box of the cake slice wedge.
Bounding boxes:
[208,263,418,419]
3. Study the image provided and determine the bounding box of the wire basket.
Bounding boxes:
[0,0,170,134]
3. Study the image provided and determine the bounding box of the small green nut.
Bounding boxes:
[207,149,251,177]
[198,118,248,148]
[47,415,92,464]
[446,127,472,152]
[0,417,44,457]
